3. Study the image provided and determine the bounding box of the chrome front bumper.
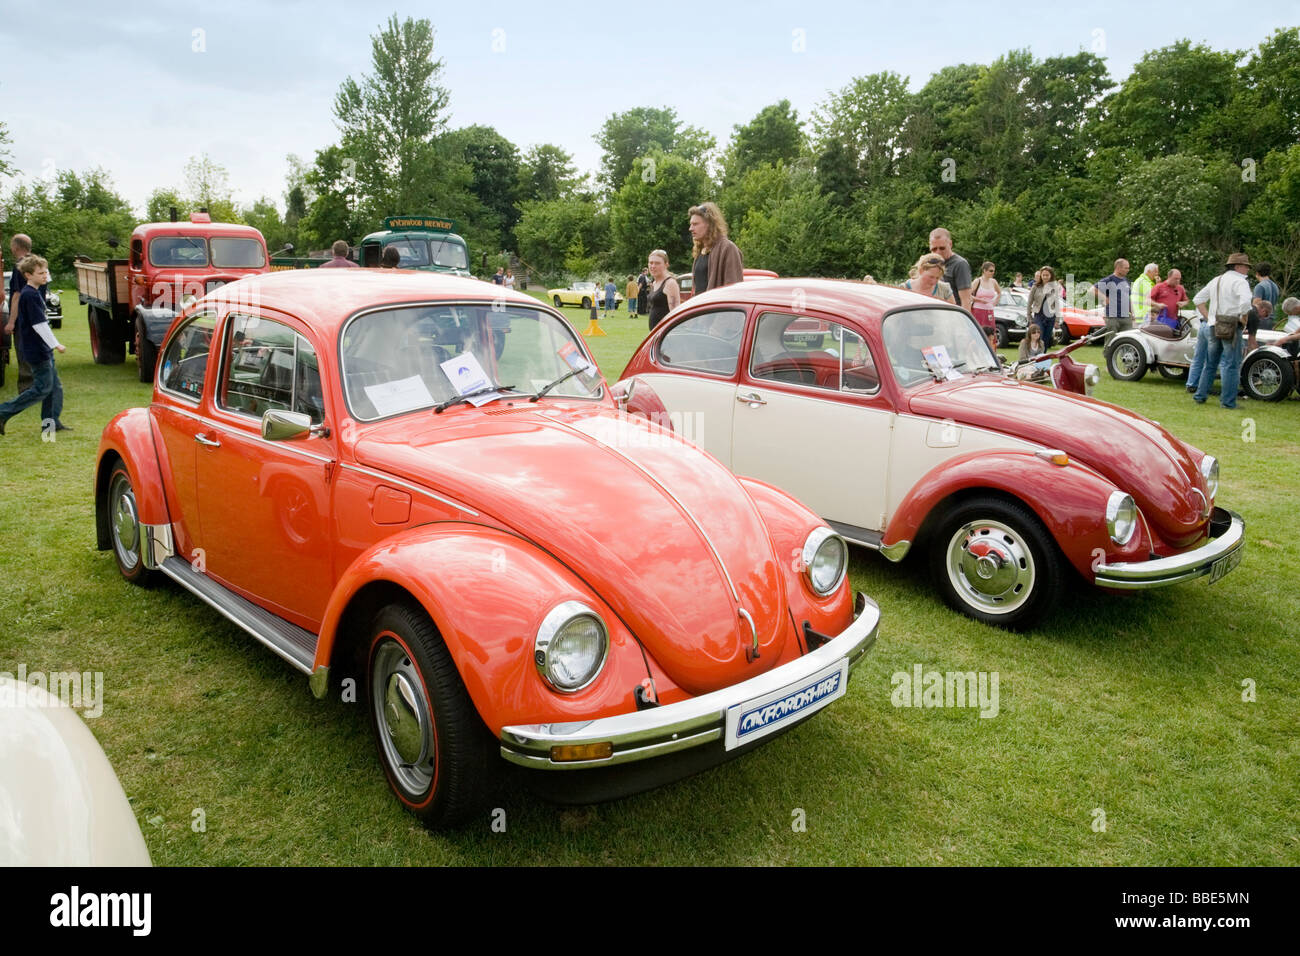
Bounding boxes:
[499,592,880,770]
[1093,508,1245,590]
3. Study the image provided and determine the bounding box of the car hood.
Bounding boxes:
[906,378,1209,546]
[352,405,791,694]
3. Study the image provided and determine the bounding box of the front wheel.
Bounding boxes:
[1241,351,1295,402]
[580,297,592,309]
[365,602,497,828]
[106,463,152,585]
[553,295,563,308]
[995,323,1011,349]
[929,496,1062,629]
[1106,340,1147,381]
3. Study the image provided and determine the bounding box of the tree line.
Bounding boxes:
[2,17,1297,294]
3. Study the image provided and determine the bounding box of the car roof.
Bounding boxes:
[684,277,959,323]
[196,268,534,337]
[135,221,265,239]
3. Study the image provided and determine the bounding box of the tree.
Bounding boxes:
[1238,144,1300,291]
[182,153,241,222]
[517,144,581,203]
[811,72,912,186]
[736,167,861,277]
[720,161,797,237]
[2,169,134,275]
[444,125,521,249]
[724,100,805,184]
[146,188,188,223]
[609,152,713,271]
[595,106,716,190]
[241,197,288,253]
[0,119,11,180]
[515,197,609,282]
[331,15,452,220]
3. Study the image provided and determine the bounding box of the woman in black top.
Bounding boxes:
[647,249,680,331]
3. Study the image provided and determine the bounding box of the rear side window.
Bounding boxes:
[160,313,217,401]
[657,309,747,376]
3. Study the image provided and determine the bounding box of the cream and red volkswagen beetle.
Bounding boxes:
[94,270,878,827]
[615,279,1245,628]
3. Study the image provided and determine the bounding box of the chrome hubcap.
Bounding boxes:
[371,640,434,795]
[110,474,140,570]
[1248,359,1282,397]
[1114,344,1141,376]
[946,519,1035,614]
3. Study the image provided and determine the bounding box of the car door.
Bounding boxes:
[193,309,335,630]
[730,311,894,537]
[635,308,748,464]
[152,311,219,561]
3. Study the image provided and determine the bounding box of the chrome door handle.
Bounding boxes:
[736,392,767,407]
[194,433,221,448]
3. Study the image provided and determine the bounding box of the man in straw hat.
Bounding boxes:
[1191,252,1254,409]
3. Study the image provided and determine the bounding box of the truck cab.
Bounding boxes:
[357,216,471,275]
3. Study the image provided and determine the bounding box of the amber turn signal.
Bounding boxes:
[550,742,614,762]
[1035,450,1069,466]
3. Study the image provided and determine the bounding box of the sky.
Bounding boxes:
[2,0,1298,214]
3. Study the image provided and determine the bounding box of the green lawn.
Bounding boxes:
[1,289,1296,865]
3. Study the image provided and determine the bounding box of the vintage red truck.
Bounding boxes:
[75,213,269,381]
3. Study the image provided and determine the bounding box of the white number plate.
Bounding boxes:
[1208,548,1242,584]
[724,658,849,751]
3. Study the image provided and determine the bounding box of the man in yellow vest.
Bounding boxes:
[1133,262,1159,324]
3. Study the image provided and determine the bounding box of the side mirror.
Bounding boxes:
[262,408,327,441]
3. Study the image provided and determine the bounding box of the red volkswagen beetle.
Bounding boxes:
[94,270,878,826]
[615,279,1245,628]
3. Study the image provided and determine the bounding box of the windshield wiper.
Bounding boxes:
[433,384,515,414]
[529,367,588,402]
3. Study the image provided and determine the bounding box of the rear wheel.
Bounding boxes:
[930,496,1062,629]
[1241,351,1295,402]
[365,602,497,828]
[1106,340,1147,381]
[1055,324,1073,346]
[135,317,159,384]
[552,295,563,308]
[88,306,125,364]
[995,323,1011,349]
[1157,364,1188,381]
[106,463,152,585]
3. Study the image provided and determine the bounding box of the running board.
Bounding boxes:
[159,556,317,674]
[826,521,883,549]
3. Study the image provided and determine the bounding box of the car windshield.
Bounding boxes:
[428,237,469,269]
[574,282,596,291]
[150,236,209,268]
[882,307,999,386]
[341,303,601,421]
[211,238,266,268]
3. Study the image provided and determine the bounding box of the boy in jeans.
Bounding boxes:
[0,256,69,436]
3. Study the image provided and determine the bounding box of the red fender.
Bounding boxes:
[95,409,172,549]
[612,376,673,430]
[882,451,1152,580]
[315,523,653,733]
[737,477,855,638]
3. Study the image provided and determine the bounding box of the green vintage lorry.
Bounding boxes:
[270,216,472,275]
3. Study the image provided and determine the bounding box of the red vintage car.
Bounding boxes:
[94,270,879,826]
[614,279,1245,628]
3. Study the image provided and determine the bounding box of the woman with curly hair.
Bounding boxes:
[687,202,744,294]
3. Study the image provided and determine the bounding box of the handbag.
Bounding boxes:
[1210,275,1238,341]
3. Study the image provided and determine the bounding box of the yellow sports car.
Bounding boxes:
[547,280,623,310]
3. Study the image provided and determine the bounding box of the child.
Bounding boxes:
[0,256,69,436]
[603,277,618,318]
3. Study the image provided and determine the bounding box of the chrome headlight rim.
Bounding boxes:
[1105,491,1138,546]
[1083,364,1101,394]
[802,527,848,596]
[534,601,609,694]
[1200,455,1219,500]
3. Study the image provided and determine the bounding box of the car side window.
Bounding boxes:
[750,312,879,394]
[159,313,217,402]
[220,314,324,424]
[657,309,746,377]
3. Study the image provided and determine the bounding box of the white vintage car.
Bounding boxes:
[1105,314,1284,383]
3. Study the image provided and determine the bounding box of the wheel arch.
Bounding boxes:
[95,410,170,551]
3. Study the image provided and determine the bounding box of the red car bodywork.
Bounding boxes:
[94,270,877,823]
[616,279,1244,627]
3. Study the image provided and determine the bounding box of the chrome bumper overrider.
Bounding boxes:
[499,592,880,769]
[1093,508,1245,590]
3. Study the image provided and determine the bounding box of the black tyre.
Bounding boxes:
[1105,340,1147,381]
[1055,324,1073,346]
[995,323,1011,349]
[1241,351,1295,402]
[552,295,563,308]
[1156,364,1188,382]
[929,496,1062,629]
[89,306,125,364]
[580,297,592,309]
[106,463,152,585]
[365,602,497,827]
[135,317,159,384]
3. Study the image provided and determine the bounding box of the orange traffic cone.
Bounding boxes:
[583,304,607,337]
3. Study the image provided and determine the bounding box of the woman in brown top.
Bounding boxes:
[688,202,743,294]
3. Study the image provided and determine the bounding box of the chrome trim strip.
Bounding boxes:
[156,404,336,464]
[1094,509,1245,589]
[499,592,880,770]
[541,414,741,604]
[339,462,480,516]
[878,539,911,562]
[141,522,174,570]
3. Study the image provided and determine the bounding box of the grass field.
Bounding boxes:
[1,287,1297,865]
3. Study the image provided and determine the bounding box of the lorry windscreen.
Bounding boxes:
[150,237,209,268]
[429,238,468,270]
[211,238,266,268]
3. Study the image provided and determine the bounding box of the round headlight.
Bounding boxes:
[1200,455,1219,500]
[535,602,608,693]
[1105,491,1138,546]
[46,291,60,308]
[1084,364,1101,388]
[802,527,848,596]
